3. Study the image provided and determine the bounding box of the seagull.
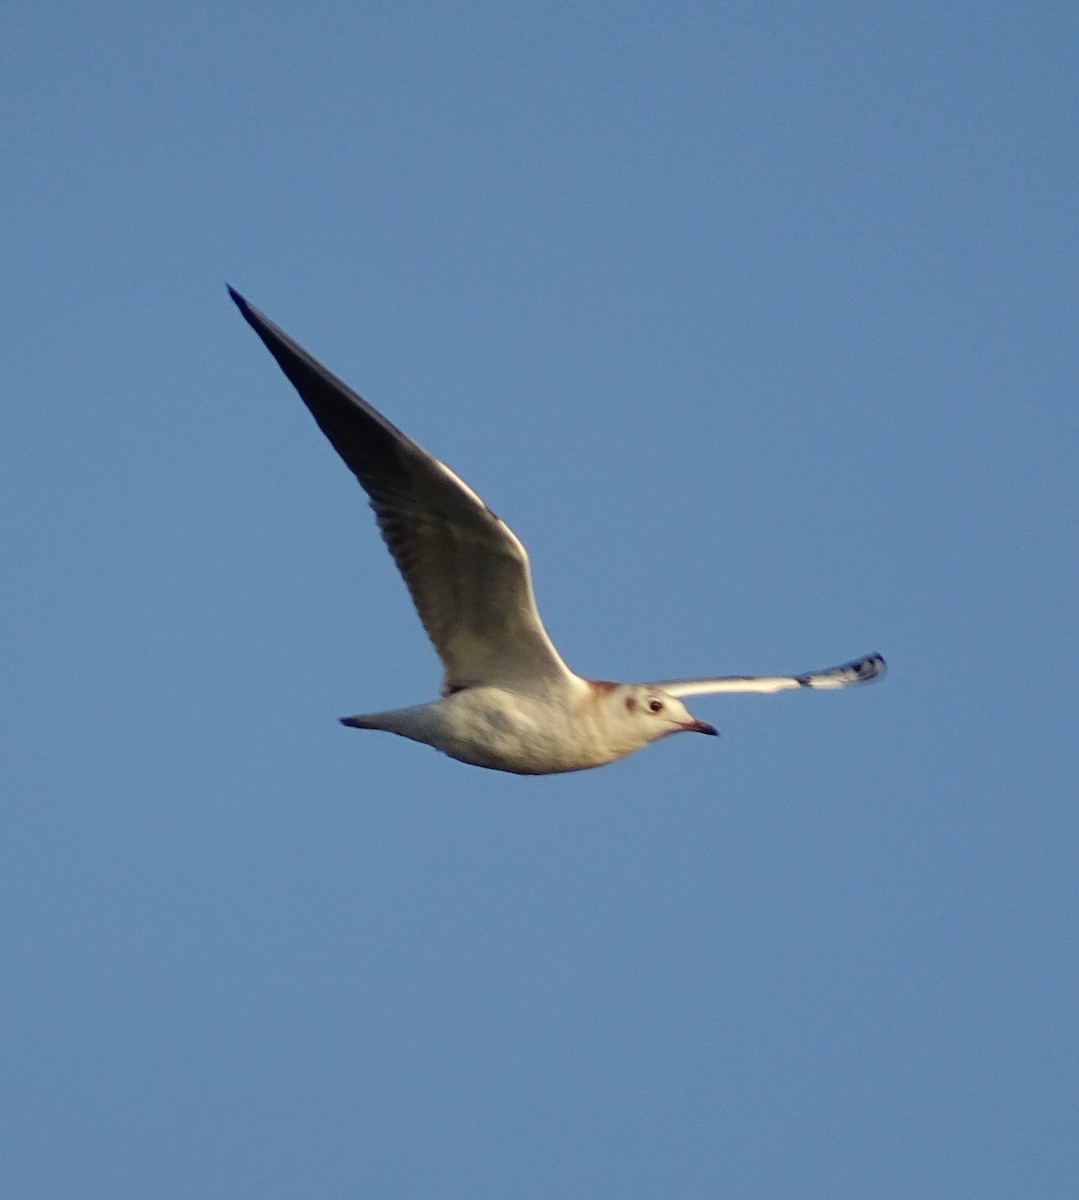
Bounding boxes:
[229,288,885,775]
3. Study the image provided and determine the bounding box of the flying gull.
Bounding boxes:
[229,288,884,774]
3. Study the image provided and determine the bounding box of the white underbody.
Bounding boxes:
[348,683,669,775]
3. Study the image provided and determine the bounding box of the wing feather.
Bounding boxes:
[652,653,886,698]
[229,288,576,695]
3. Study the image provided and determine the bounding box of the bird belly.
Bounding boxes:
[431,688,620,776]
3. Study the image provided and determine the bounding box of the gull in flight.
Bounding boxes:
[229,288,884,775]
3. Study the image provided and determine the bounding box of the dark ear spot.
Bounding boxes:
[625,696,637,712]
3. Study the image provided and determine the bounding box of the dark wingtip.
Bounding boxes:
[226,284,248,311]
[856,652,887,682]
[797,652,887,690]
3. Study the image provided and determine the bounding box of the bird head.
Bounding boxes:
[591,682,718,756]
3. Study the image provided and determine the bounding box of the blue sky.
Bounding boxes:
[4,2,1077,1196]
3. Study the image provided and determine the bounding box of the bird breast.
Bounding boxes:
[430,686,630,775]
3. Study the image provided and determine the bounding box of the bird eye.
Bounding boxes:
[648,699,663,713]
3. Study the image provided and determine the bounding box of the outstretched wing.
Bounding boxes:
[651,653,886,698]
[229,288,577,696]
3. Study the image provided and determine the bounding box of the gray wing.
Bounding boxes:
[229,288,577,695]
[651,653,886,698]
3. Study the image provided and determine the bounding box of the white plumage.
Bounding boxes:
[230,288,884,774]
